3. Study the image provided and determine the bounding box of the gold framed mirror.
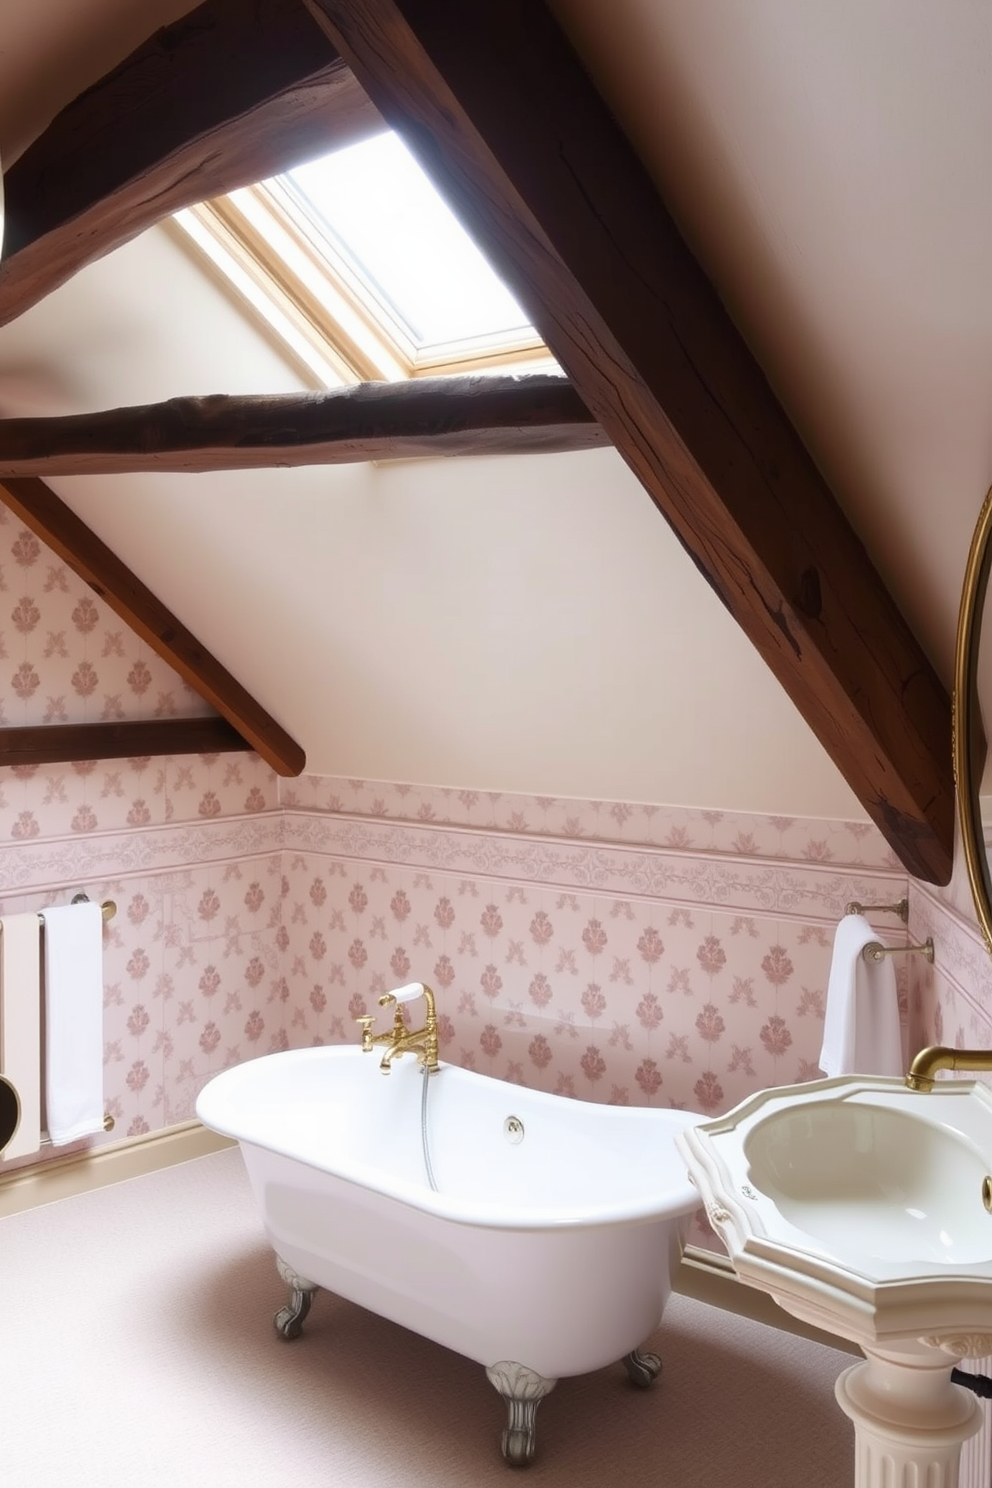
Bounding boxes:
[954,483,992,955]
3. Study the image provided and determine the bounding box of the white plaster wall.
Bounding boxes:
[0,224,864,819]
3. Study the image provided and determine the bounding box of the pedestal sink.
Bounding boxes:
[677,1076,992,1488]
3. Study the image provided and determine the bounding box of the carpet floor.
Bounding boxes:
[0,1147,853,1486]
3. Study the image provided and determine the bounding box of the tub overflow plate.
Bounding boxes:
[504,1115,524,1144]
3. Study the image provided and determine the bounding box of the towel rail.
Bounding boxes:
[0,898,117,927]
[0,897,118,1148]
[845,898,909,923]
[862,937,934,965]
[38,1113,115,1145]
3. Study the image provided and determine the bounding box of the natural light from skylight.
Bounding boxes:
[282,132,535,351]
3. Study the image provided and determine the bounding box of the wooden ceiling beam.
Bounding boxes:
[0,477,305,776]
[0,375,604,474]
[0,0,384,329]
[0,719,252,769]
[302,0,953,883]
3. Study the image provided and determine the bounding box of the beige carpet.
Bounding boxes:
[0,1148,853,1487]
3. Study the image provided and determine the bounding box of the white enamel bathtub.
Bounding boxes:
[196,1045,703,1465]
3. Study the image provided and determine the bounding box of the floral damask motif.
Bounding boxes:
[581,983,606,1020]
[480,964,502,999]
[636,926,664,963]
[199,1022,221,1055]
[433,954,455,988]
[390,946,411,980]
[760,1015,793,1057]
[729,976,757,1006]
[529,910,554,945]
[529,1035,552,1069]
[12,530,41,566]
[480,903,503,938]
[636,992,663,1030]
[70,596,99,631]
[126,1060,150,1092]
[72,805,98,833]
[761,945,794,985]
[198,888,221,921]
[198,967,221,998]
[693,1071,724,1112]
[634,1059,663,1098]
[581,1046,606,1082]
[127,948,150,981]
[71,661,99,697]
[126,1005,150,1037]
[695,1003,726,1043]
[529,973,552,1008]
[582,919,607,956]
[697,936,727,976]
[12,596,40,633]
[480,1024,502,1059]
[12,662,40,700]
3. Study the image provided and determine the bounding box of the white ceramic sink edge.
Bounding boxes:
[677,1075,992,1350]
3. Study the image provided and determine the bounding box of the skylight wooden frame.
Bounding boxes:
[181,167,556,385]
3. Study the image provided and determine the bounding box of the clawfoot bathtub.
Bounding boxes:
[196,1046,703,1465]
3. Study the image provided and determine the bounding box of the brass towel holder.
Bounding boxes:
[862,938,935,966]
[845,898,909,923]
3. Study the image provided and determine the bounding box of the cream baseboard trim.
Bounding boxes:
[0,1121,236,1218]
[675,1245,860,1357]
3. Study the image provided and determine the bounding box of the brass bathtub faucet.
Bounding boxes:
[356,982,440,1074]
[905,1045,992,1092]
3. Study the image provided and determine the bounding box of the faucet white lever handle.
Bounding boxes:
[383,982,425,1005]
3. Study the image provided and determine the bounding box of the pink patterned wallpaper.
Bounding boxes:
[3,506,985,1236]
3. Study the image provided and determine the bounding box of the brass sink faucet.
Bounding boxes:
[357,982,440,1074]
[905,1045,992,1092]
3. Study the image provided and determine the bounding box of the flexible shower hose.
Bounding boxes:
[420,1064,439,1192]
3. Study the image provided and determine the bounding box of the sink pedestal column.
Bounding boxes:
[834,1344,982,1488]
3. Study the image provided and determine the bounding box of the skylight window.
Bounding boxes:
[282,133,534,351]
[174,130,555,385]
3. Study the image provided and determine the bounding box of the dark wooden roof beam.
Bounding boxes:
[0,0,384,329]
[0,374,604,474]
[0,719,252,769]
[300,0,953,882]
[0,477,305,775]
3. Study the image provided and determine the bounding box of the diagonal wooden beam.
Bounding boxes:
[0,375,604,475]
[0,0,383,330]
[0,477,305,776]
[302,0,953,883]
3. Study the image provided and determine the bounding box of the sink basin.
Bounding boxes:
[745,1095,991,1266]
[677,1075,992,1350]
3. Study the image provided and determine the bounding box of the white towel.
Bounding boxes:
[0,912,41,1158]
[819,913,904,1078]
[41,902,105,1145]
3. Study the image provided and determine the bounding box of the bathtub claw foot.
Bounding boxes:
[485,1361,557,1466]
[274,1255,319,1340]
[622,1348,663,1388]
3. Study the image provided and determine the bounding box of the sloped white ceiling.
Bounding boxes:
[0,0,988,820]
[551,0,992,683]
